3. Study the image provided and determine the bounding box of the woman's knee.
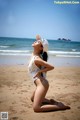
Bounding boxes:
[33,105,40,112]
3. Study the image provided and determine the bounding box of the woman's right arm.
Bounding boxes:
[34,57,54,73]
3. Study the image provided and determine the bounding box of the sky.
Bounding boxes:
[0,0,80,41]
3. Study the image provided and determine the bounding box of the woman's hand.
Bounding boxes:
[33,71,41,78]
[34,57,54,73]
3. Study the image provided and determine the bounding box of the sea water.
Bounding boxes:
[0,37,80,57]
[0,37,80,66]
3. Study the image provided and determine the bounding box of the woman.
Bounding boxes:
[28,36,70,112]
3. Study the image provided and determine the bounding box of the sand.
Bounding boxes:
[0,65,80,120]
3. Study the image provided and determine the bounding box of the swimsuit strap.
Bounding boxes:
[33,55,38,60]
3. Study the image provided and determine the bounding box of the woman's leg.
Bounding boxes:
[33,79,70,112]
[31,77,58,104]
[31,90,57,104]
[33,81,49,112]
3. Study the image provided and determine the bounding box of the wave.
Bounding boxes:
[55,55,80,57]
[0,44,16,49]
[0,45,10,48]
[0,53,31,56]
[72,49,76,52]
[48,51,80,58]
[0,50,32,53]
[48,51,80,55]
[0,50,80,57]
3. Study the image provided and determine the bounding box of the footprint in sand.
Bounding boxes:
[20,110,27,113]
[21,90,28,92]
[77,106,80,109]
[64,86,68,88]
[62,116,68,120]
[10,117,18,120]
[58,87,60,89]
[21,102,32,108]
[9,106,17,114]
[12,101,16,104]
[0,101,3,103]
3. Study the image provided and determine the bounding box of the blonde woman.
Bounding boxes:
[28,35,70,112]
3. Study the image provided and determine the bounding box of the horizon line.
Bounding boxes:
[0,36,80,42]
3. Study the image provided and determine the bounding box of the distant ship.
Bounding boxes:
[58,38,71,41]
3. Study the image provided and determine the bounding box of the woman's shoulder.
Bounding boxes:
[34,55,42,61]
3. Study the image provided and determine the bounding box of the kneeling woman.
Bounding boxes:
[28,37,70,112]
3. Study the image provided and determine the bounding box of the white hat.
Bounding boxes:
[41,39,48,52]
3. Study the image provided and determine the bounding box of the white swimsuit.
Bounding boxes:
[28,55,46,82]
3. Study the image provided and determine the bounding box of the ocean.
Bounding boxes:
[0,37,80,57]
[0,37,80,66]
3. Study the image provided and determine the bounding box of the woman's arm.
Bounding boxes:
[34,57,54,78]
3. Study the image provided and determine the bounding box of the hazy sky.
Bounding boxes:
[0,0,80,41]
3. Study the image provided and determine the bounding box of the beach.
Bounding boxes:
[0,64,80,120]
[0,0,80,118]
[0,37,80,119]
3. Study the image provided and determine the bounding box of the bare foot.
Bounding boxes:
[56,102,70,110]
[50,99,70,110]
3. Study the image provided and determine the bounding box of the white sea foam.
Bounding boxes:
[0,50,80,57]
[56,55,80,57]
[48,51,80,55]
[0,45,10,48]
[0,50,31,53]
[72,49,76,52]
[0,53,31,56]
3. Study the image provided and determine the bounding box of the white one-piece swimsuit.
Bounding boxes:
[28,55,46,82]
